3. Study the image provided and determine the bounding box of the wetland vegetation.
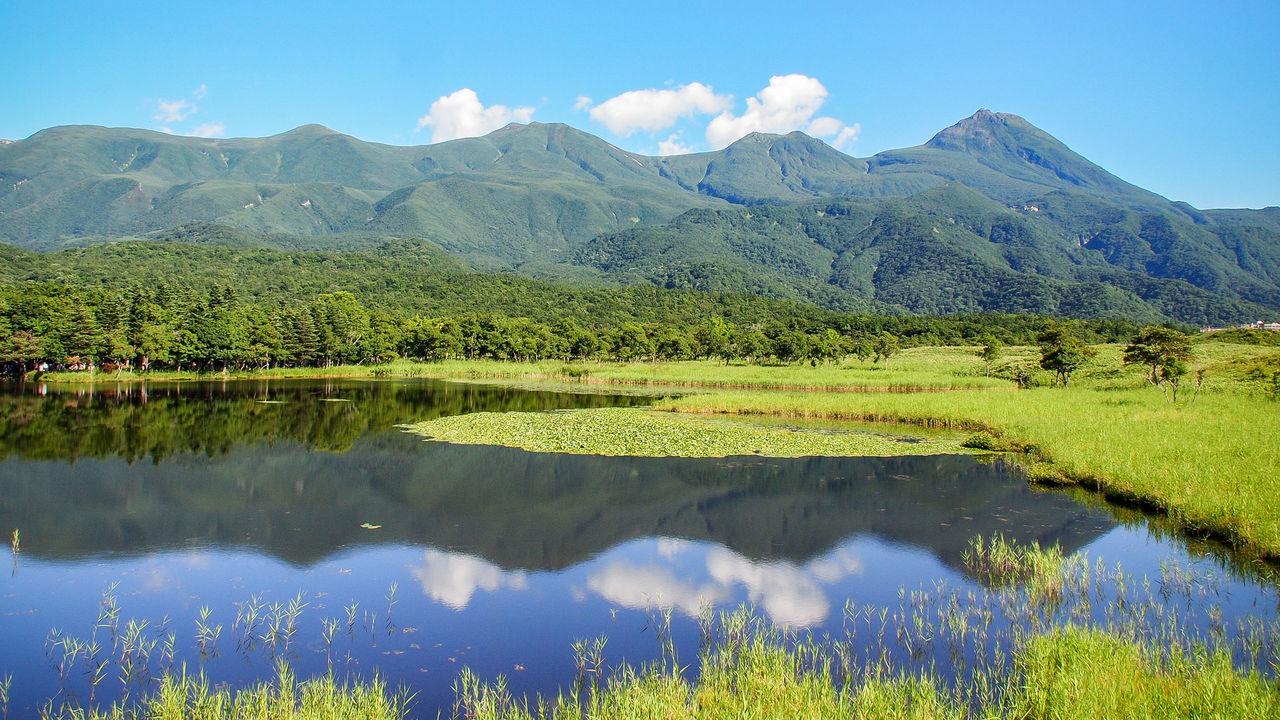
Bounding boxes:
[388,336,1280,562]
[406,407,971,458]
[6,329,1280,719]
[35,537,1280,720]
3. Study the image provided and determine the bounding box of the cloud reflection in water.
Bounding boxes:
[410,549,529,610]
[587,540,865,627]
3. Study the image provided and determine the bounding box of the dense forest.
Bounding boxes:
[0,239,1141,373]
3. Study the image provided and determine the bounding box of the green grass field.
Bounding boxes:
[42,667,408,719]
[389,342,1280,560]
[649,346,1280,559]
[34,349,1008,391]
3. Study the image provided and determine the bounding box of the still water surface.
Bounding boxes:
[0,379,1273,716]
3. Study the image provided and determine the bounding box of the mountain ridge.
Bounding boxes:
[6,113,1275,209]
[2,111,1277,323]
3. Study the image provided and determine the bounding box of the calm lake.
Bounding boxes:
[0,379,1275,717]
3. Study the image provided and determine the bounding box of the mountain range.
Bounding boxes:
[2,110,1277,324]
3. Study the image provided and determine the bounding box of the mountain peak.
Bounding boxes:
[728,131,787,146]
[918,109,1159,202]
[277,123,340,137]
[491,121,534,132]
[492,121,580,134]
[724,130,834,150]
[926,109,1036,150]
[967,108,1017,123]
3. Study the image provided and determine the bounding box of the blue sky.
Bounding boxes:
[2,1,1277,208]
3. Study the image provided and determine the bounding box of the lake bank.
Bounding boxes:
[7,369,1280,718]
[25,341,1280,559]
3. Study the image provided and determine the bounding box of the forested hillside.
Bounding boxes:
[0,238,1138,372]
[1,109,1276,324]
[572,184,1277,324]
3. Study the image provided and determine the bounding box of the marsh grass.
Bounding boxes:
[1,673,11,720]
[449,601,1280,720]
[962,534,1070,603]
[43,664,410,720]
[41,623,1280,720]
[1009,628,1280,719]
[445,535,1280,719]
[406,407,970,458]
[657,384,1280,558]
[34,538,1280,720]
[33,349,1011,392]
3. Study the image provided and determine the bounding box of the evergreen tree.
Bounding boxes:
[1,331,46,372]
[286,310,320,366]
[66,304,106,366]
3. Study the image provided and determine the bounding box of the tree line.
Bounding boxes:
[0,280,1145,374]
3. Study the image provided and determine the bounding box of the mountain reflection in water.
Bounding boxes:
[0,378,1147,717]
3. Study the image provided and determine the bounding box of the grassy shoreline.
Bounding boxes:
[54,626,1279,720]
[30,350,1011,391]
[42,570,1280,720]
[649,383,1280,559]
[27,343,1280,558]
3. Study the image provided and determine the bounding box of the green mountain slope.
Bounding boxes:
[653,110,1175,208]
[570,184,1275,324]
[0,122,718,259]
[1,110,1276,323]
[0,229,869,327]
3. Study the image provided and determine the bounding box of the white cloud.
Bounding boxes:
[583,540,864,628]
[807,116,861,150]
[416,88,535,143]
[706,548,830,627]
[189,121,226,138]
[831,125,861,148]
[705,74,858,150]
[153,84,212,129]
[409,548,528,610]
[807,548,864,583]
[154,98,196,123]
[589,82,730,137]
[805,116,844,137]
[573,95,593,111]
[657,133,696,156]
[588,561,725,618]
[656,537,692,559]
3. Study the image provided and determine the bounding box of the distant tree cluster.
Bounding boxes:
[0,279,1142,375]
